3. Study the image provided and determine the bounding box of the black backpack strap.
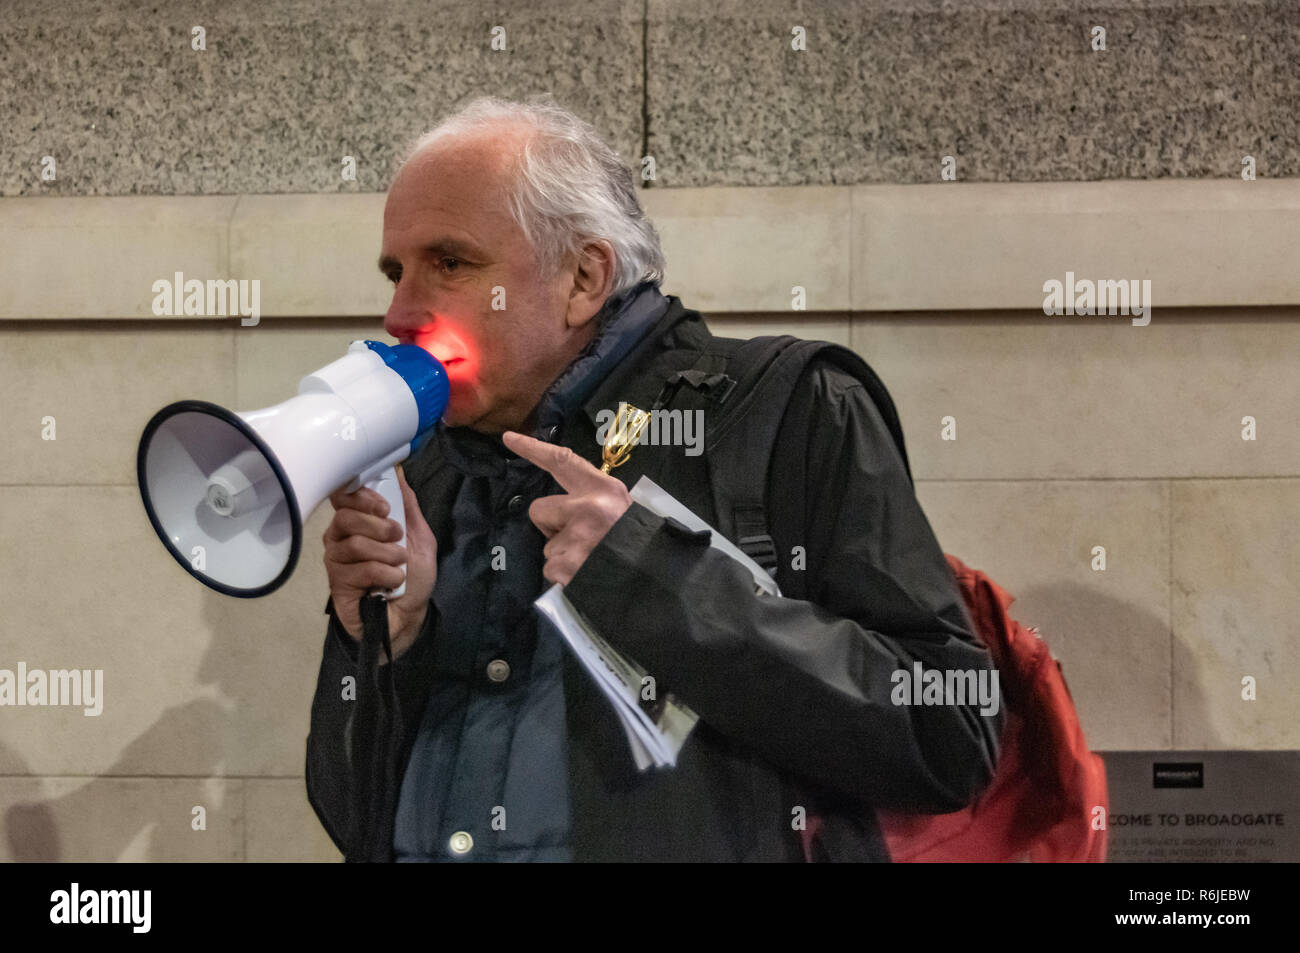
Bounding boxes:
[649,347,737,416]
[707,337,912,485]
[681,335,911,581]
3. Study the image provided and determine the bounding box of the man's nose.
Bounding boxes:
[383,286,434,342]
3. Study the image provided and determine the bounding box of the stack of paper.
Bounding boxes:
[533,476,781,771]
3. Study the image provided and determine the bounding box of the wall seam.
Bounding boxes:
[1168,478,1176,749]
[640,0,650,185]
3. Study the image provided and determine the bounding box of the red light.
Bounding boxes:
[411,327,475,376]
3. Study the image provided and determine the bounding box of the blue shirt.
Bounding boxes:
[392,282,671,861]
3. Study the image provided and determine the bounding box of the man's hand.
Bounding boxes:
[322,464,437,659]
[502,430,634,586]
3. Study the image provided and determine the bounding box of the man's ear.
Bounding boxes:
[565,240,617,330]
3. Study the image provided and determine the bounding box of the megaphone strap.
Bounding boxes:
[348,594,402,862]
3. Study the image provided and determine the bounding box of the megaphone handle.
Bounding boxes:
[366,466,406,600]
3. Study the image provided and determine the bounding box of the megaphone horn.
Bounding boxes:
[137,340,449,598]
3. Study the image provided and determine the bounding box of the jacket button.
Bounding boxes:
[507,494,525,514]
[548,425,560,439]
[449,831,473,855]
[486,659,511,683]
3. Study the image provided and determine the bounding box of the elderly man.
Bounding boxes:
[306,96,1001,863]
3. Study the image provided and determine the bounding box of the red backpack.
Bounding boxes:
[871,554,1108,862]
[667,333,1109,862]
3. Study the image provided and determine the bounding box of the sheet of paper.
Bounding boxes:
[535,585,695,768]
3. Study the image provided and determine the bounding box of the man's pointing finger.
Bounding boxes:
[502,430,607,494]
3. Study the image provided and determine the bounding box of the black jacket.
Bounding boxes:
[306,293,1002,862]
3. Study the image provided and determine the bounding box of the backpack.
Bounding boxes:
[651,333,1108,863]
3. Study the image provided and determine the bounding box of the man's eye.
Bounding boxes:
[439,257,462,273]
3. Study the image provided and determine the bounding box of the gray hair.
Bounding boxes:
[398,95,666,298]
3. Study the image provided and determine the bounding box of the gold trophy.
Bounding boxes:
[601,402,652,473]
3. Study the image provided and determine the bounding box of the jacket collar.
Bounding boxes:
[531,279,671,437]
[579,292,708,428]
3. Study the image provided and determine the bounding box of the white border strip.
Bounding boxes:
[1,180,1296,319]
[851,180,1300,311]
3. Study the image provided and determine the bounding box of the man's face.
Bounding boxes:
[379,127,594,434]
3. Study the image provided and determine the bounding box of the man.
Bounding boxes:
[306,95,1002,862]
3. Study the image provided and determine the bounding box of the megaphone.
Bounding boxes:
[137,340,449,599]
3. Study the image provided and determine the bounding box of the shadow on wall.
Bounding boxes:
[3,588,244,862]
[1013,581,1219,752]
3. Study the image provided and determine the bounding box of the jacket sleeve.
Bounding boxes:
[562,361,1003,813]
[304,596,441,856]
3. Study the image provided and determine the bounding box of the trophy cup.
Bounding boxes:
[601,402,651,473]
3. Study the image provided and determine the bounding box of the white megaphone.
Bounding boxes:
[137,340,449,599]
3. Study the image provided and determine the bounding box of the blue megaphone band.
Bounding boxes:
[363,341,450,448]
